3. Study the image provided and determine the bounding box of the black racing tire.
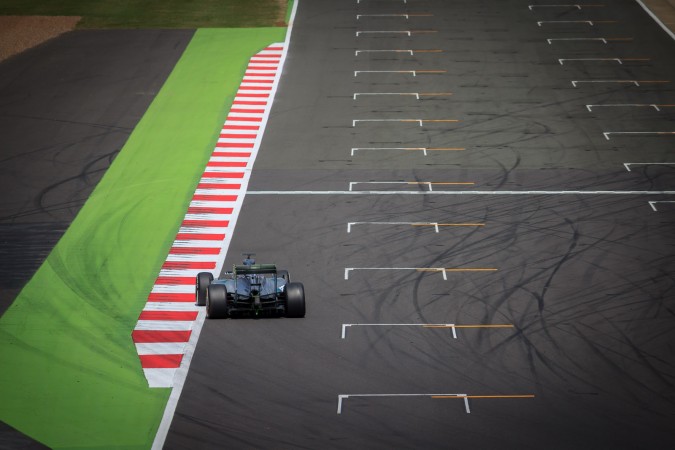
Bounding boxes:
[278,270,291,282]
[206,284,229,319]
[195,272,214,306]
[285,282,306,318]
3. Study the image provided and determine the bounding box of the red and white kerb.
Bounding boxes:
[132,43,285,388]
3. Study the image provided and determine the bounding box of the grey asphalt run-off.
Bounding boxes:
[165,0,675,449]
[0,30,194,317]
[0,29,193,447]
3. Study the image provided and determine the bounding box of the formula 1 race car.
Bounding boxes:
[195,254,306,319]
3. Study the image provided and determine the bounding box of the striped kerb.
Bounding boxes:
[132,43,286,387]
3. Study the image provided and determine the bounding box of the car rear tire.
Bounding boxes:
[195,272,214,306]
[206,284,229,319]
[285,282,305,318]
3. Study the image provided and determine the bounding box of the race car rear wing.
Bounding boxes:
[233,264,277,275]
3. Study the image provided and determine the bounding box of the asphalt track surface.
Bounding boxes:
[166,0,675,448]
[0,29,194,318]
[0,29,193,447]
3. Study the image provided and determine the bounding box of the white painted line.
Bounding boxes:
[355,70,417,76]
[353,92,420,100]
[356,30,412,36]
[604,132,675,140]
[624,162,675,172]
[355,49,414,56]
[351,147,426,155]
[560,58,618,64]
[151,308,206,447]
[337,393,470,414]
[649,201,675,211]
[572,80,668,87]
[349,181,408,191]
[347,221,483,232]
[529,4,604,10]
[549,37,607,44]
[587,104,666,112]
[352,119,458,127]
[347,221,442,232]
[344,267,497,280]
[353,119,422,126]
[547,37,631,44]
[357,14,410,19]
[349,181,473,191]
[341,323,456,339]
[538,20,595,26]
[530,4,582,9]
[636,0,675,41]
[353,70,445,77]
[350,147,463,156]
[357,0,407,3]
[249,190,675,196]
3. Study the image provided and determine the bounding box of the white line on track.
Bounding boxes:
[352,119,458,126]
[649,201,675,211]
[351,147,423,155]
[350,147,463,156]
[354,70,415,76]
[356,30,411,36]
[587,104,670,112]
[538,20,613,26]
[344,267,497,280]
[348,221,442,232]
[347,221,482,232]
[353,92,420,99]
[604,131,675,140]
[341,324,457,339]
[529,4,605,10]
[547,37,631,44]
[355,49,414,56]
[572,80,668,87]
[338,393,535,414]
[354,118,422,126]
[337,394,470,414]
[151,309,206,449]
[636,0,675,41]
[353,70,445,76]
[624,162,675,171]
[558,58,642,64]
[349,181,473,191]
[357,14,410,19]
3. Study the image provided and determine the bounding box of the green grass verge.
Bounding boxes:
[0,27,286,449]
[286,0,295,24]
[0,0,288,28]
